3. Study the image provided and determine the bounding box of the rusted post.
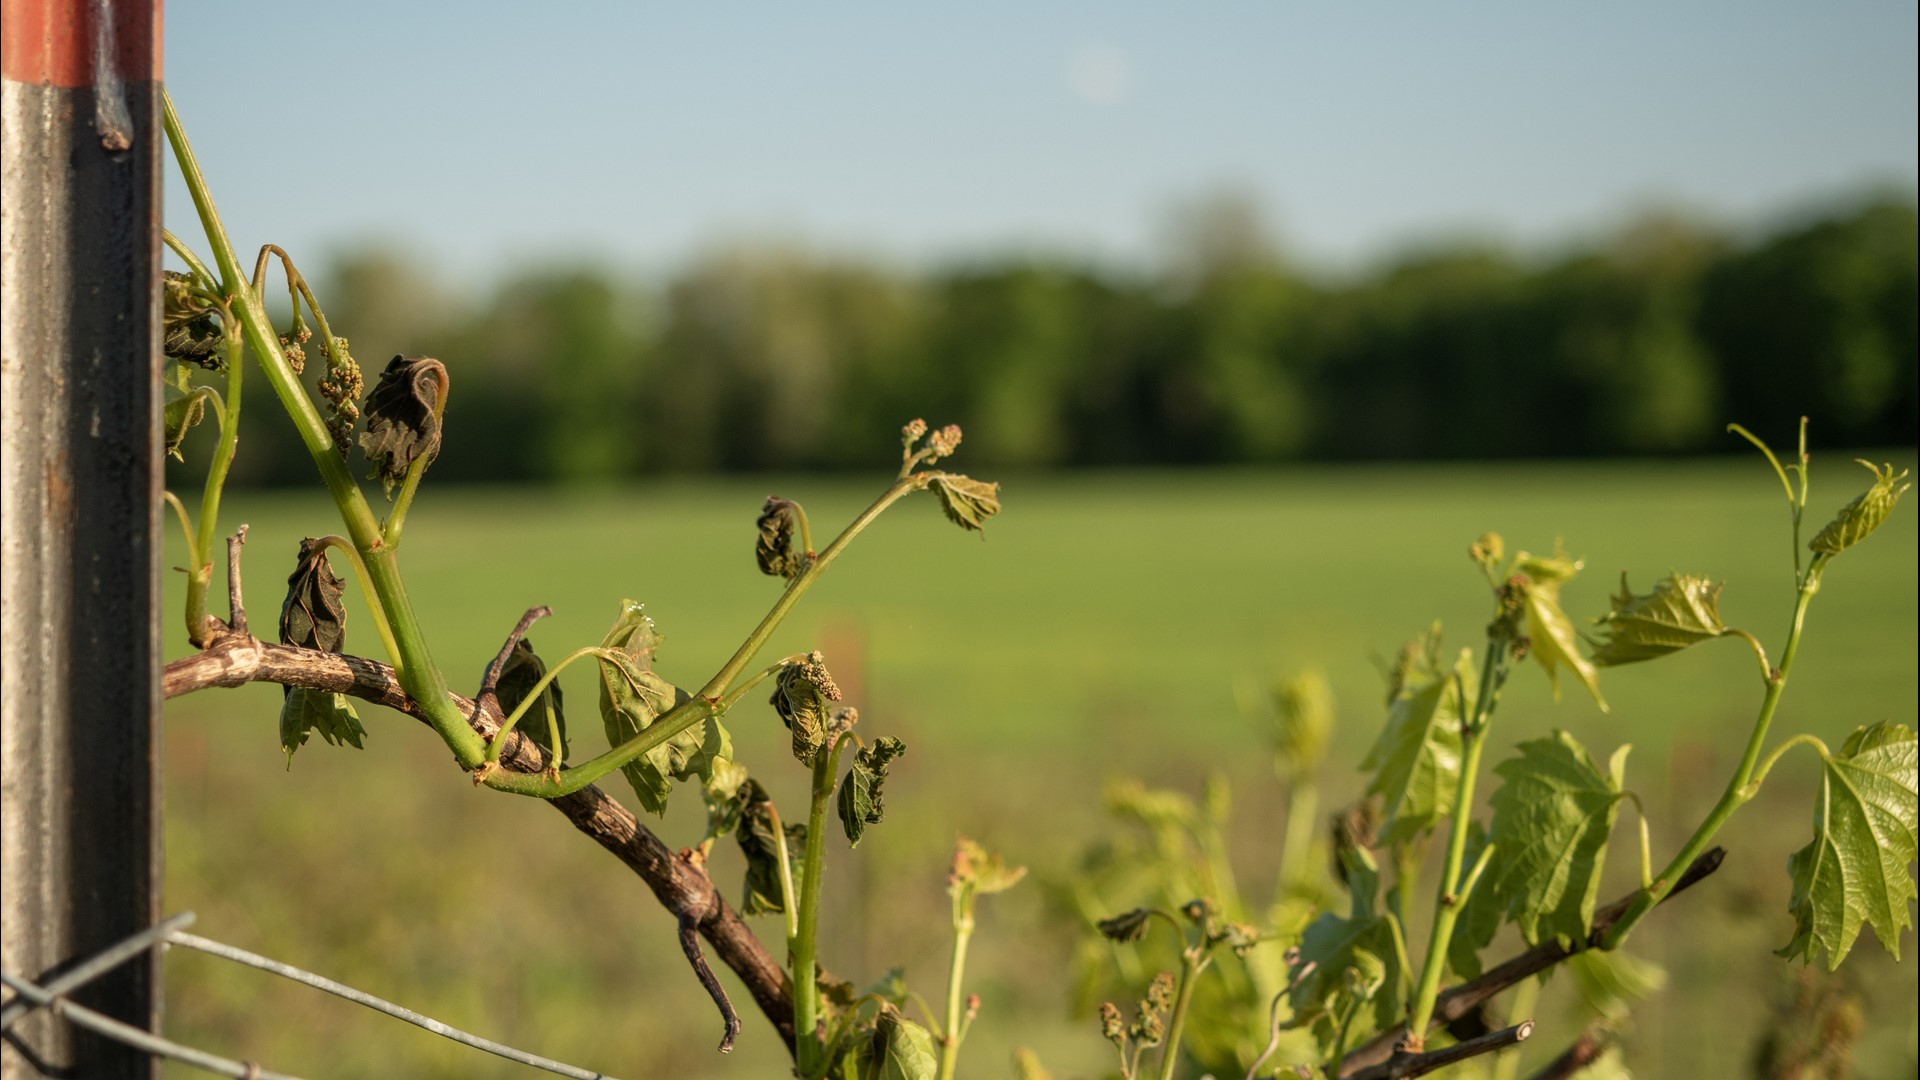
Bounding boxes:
[1,1,163,1076]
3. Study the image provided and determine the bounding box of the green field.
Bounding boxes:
[161,456,1917,1078]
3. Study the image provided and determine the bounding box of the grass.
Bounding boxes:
[161,453,1916,1078]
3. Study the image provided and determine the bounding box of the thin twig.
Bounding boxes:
[225,525,249,634]
[163,635,796,1050]
[678,896,743,1053]
[1345,1021,1532,1080]
[1244,959,1315,1080]
[1340,848,1725,1076]
[473,606,552,727]
[0,970,300,1080]
[167,932,615,1079]
[0,913,198,1030]
[1522,1022,1613,1080]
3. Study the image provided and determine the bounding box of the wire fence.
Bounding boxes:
[0,911,618,1080]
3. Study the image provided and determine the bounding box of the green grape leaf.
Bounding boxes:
[1447,821,1503,980]
[1809,461,1911,555]
[928,473,1002,533]
[700,757,751,846]
[278,687,366,766]
[755,497,807,578]
[844,1007,938,1080]
[1589,572,1728,667]
[163,387,214,462]
[1489,732,1629,946]
[1361,632,1473,844]
[838,736,906,847]
[1778,722,1919,969]
[772,652,841,765]
[594,601,726,815]
[1515,547,1606,711]
[1289,840,1404,1052]
[495,637,567,761]
[949,837,1027,897]
[736,780,804,916]
[1567,947,1666,1021]
[358,355,443,496]
[279,539,347,653]
[161,271,224,370]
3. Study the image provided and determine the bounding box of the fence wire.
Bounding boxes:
[0,912,620,1080]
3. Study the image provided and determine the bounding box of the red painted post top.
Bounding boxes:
[2,0,160,86]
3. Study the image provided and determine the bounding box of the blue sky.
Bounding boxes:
[162,2,1918,282]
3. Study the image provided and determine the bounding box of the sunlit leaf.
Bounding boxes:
[928,473,1001,533]
[772,652,841,764]
[358,355,443,496]
[1361,628,1474,844]
[594,601,725,815]
[1810,461,1911,556]
[1778,722,1918,969]
[845,1007,938,1080]
[163,388,213,462]
[496,637,566,760]
[1589,572,1727,667]
[1489,731,1628,946]
[700,757,750,846]
[1515,546,1606,711]
[837,735,905,846]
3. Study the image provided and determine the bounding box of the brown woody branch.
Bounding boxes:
[1523,1021,1614,1080]
[1346,1021,1532,1080]
[1339,847,1725,1076]
[163,631,792,1052]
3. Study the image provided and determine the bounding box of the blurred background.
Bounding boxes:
[159,3,1916,1078]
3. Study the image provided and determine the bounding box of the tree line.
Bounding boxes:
[195,194,1916,485]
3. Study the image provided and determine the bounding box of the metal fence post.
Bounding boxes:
[2,0,163,1076]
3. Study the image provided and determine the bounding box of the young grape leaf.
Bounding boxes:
[843,1006,938,1080]
[358,355,443,496]
[1289,839,1404,1051]
[770,652,841,764]
[1447,821,1503,980]
[1514,547,1606,711]
[755,497,806,578]
[950,836,1028,896]
[495,636,566,760]
[928,474,1001,533]
[163,388,215,462]
[1777,722,1918,970]
[278,688,366,767]
[1567,947,1666,1021]
[1809,461,1911,556]
[1489,731,1629,947]
[1589,572,1728,667]
[736,779,805,916]
[837,735,906,847]
[161,271,224,369]
[1361,632,1474,844]
[280,539,347,654]
[594,600,727,815]
[700,758,751,846]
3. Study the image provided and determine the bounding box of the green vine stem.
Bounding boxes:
[1403,630,1507,1048]
[1601,556,1828,950]
[793,733,853,1076]
[165,90,483,766]
[163,228,217,287]
[937,880,978,1080]
[768,804,801,944]
[1156,941,1213,1080]
[182,316,244,645]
